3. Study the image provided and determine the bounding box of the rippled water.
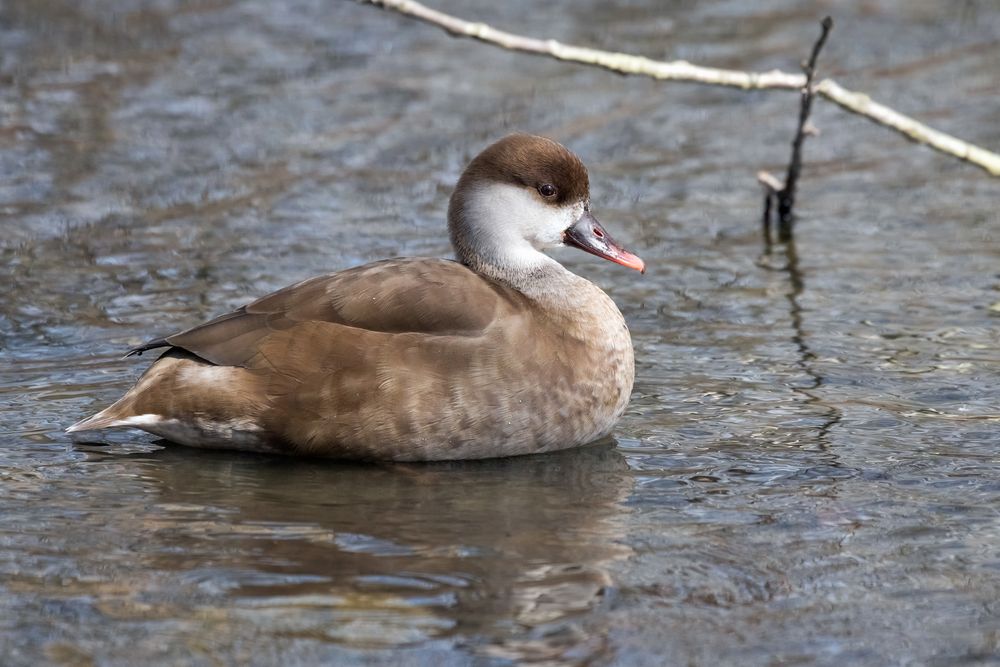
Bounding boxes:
[2,0,999,664]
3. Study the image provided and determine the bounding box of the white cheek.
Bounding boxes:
[465,183,583,249]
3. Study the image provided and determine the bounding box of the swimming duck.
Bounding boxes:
[68,134,644,460]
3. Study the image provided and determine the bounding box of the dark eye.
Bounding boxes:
[538,183,557,198]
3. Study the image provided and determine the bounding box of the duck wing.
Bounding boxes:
[127,258,508,367]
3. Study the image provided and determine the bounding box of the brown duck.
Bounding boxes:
[68,134,645,460]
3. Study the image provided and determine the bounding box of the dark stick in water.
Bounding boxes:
[760,16,834,243]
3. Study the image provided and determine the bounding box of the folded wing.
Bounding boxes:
[127,258,509,367]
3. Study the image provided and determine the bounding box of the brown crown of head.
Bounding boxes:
[455,134,590,206]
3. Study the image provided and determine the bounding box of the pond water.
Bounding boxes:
[2,0,999,664]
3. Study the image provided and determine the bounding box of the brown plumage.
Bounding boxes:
[68,134,644,460]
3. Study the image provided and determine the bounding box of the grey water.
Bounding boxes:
[2,0,999,664]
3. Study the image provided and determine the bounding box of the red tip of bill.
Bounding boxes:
[611,251,646,274]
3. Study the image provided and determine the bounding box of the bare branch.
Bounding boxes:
[815,79,1000,175]
[776,16,834,240]
[365,0,1000,178]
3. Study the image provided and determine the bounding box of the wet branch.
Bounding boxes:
[364,0,1000,178]
[760,17,833,242]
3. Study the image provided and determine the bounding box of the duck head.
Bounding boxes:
[448,134,645,282]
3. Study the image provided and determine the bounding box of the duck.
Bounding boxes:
[68,134,645,460]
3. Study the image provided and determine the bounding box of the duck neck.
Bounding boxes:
[472,251,581,303]
[452,246,609,333]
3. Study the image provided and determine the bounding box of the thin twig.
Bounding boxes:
[365,0,1000,178]
[777,16,834,241]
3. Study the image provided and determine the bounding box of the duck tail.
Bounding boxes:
[66,400,133,433]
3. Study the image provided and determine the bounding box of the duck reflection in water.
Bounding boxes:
[87,441,634,664]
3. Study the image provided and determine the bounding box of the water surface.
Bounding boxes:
[2,0,999,664]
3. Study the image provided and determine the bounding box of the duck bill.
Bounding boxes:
[563,211,645,273]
